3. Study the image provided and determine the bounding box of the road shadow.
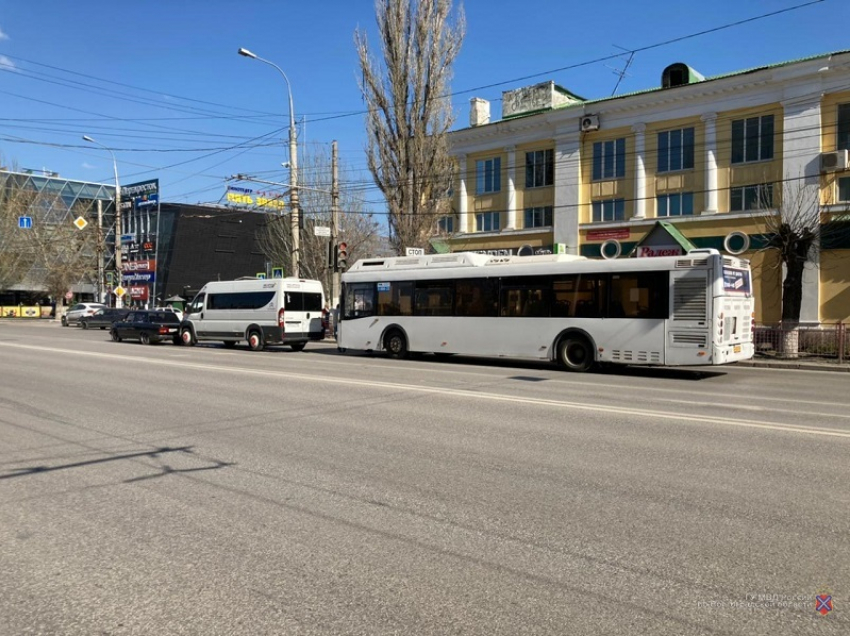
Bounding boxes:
[0,445,234,482]
[315,348,725,381]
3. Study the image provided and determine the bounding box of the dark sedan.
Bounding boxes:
[79,308,130,330]
[110,310,182,345]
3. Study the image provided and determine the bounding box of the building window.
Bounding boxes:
[524,206,553,228]
[592,198,625,222]
[525,149,554,188]
[657,192,694,217]
[731,115,774,164]
[475,211,500,232]
[730,184,773,211]
[438,215,454,233]
[838,176,850,202]
[476,157,501,194]
[838,104,850,151]
[657,128,695,172]
[592,138,626,180]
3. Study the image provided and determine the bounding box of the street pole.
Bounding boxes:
[83,135,122,307]
[96,199,104,303]
[331,140,340,307]
[238,48,299,277]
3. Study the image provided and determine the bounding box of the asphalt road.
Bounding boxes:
[0,321,847,635]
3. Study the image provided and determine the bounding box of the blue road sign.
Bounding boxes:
[18,216,32,229]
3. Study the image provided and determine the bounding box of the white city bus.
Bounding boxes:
[337,249,754,371]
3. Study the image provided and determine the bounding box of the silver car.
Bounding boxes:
[62,302,107,326]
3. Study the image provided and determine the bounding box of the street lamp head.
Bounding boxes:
[82,135,95,143]
[238,48,257,59]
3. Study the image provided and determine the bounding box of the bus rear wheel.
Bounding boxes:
[558,335,594,372]
[384,329,408,359]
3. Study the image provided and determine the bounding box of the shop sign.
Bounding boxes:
[122,272,155,283]
[587,228,630,241]
[129,286,149,300]
[123,259,156,272]
[637,245,683,258]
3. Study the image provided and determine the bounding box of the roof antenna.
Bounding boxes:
[606,46,636,96]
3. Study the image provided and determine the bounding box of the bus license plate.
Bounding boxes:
[733,345,741,353]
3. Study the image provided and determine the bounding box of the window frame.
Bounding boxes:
[525,149,554,188]
[523,206,553,228]
[730,183,774,212]
[475,157,501,194]
[591,198,625,223]
[475,211,501,232]
[657,127,695,173]
[656,192,695,217]
[731,115,774,164]
[838,103,850,151]
[592,138,626,181]
[837,176,850,202]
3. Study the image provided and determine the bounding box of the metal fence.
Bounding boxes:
[754,323,848,363]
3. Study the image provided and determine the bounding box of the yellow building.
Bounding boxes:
[446,52,850,324]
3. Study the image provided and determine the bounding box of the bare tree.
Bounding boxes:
[0,171,98,316]
[355,0,465,254]
[256,143,382,296]
[0,174,38,292]
[757,178,850,356]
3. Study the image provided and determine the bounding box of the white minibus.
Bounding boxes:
[181,277,326,351]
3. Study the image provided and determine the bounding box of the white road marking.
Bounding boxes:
[3,342,849,440]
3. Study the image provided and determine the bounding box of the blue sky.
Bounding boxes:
[0,0,846,215]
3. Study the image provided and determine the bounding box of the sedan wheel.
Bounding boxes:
[111,329,122,342]
[140,332,152,345]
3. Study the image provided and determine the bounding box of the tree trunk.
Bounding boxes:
[779,321,800,359]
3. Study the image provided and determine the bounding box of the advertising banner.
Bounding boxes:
[123,259,156,272]
[129,286,149,300]
[122,272,155,283]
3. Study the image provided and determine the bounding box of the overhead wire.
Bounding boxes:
[0,0,835,206]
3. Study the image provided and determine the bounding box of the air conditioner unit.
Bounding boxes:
[820,150,849,172]
[580,115,600,132]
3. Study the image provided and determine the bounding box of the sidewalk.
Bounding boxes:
[736,356,850,372]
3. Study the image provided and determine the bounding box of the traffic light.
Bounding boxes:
[336,242,348,271]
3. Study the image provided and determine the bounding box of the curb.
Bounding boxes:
[736,360,850,372]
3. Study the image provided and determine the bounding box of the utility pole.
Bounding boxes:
[331,140,340,306]
[96,199,104,303]
[114,176,122,308]
[289,112,300,278]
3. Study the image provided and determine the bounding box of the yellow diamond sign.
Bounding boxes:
[73,216,88,230]
[114,286,126,297]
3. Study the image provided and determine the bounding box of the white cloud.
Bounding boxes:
[0,55,15,71]
[82,162,96,170]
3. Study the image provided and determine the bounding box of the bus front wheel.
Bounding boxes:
[558,335,594,372]
[384,329,408,359]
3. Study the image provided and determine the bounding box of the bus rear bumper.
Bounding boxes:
[714,342,755,364]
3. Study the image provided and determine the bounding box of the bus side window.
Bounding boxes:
[344,283,376,319]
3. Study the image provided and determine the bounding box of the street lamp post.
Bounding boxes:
[238,47,300,277]
[83,135,122,307]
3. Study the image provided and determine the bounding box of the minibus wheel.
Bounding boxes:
[247,329,264,351]
[180,327,196,346]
